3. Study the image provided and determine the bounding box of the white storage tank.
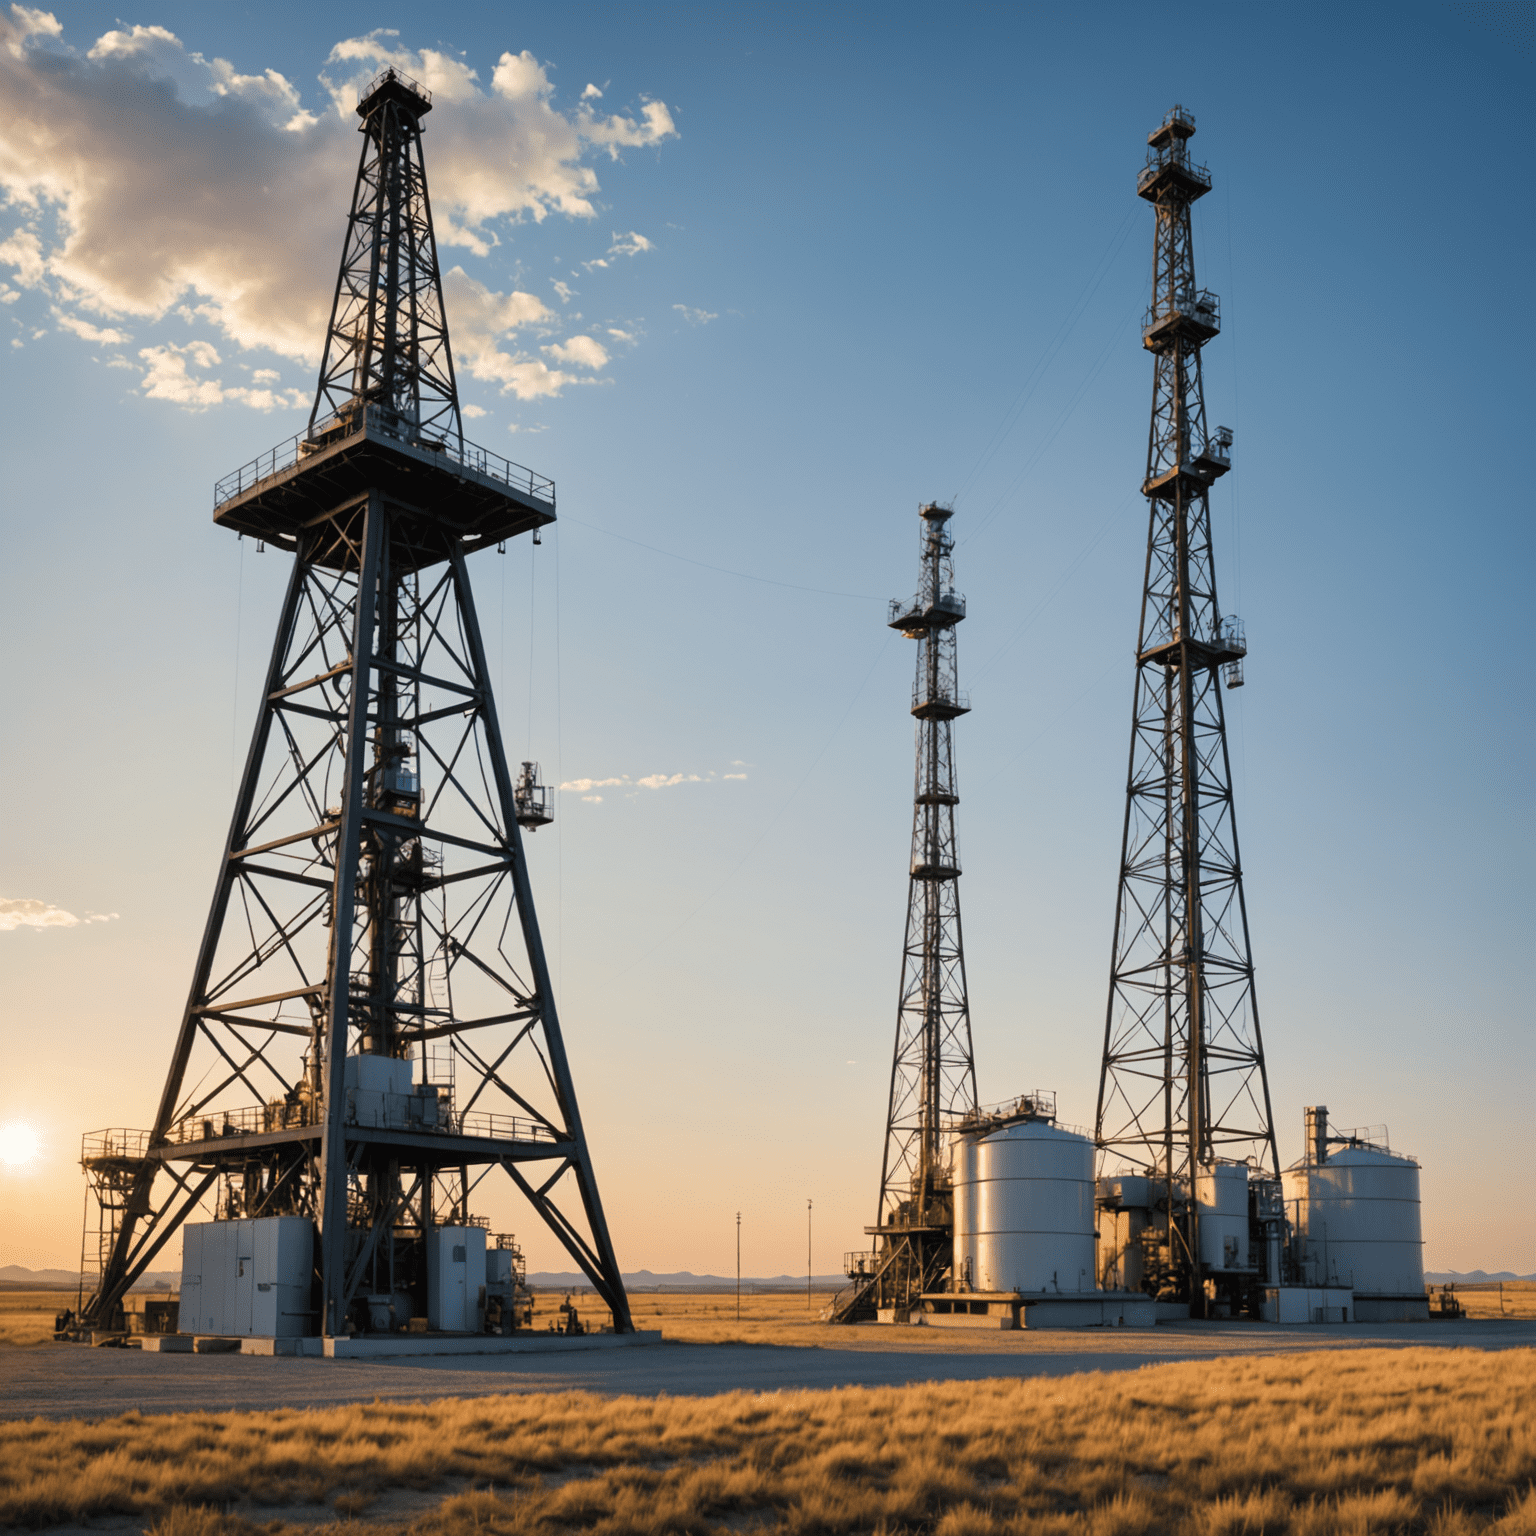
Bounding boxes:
[1282,1142,1424,1301]
[952,1106,1095,1294]
[1196,1161,1251,1272]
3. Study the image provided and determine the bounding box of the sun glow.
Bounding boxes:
[0,1123,41,1166]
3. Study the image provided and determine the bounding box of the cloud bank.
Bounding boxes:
[558,769,748,804]
[0,897,118,931]
[0,11,677,408]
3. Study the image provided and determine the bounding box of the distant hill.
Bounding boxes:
[0,1265,179,1291]
[1425,1270,1536,1285]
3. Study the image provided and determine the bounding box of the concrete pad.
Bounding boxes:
[323,1329,663,1358]
[192,1336,242,1353]
[141,1335,194,1353]
[925,1313,1014,1330]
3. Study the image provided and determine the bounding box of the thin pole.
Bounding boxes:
[807,1198,813,1309]
[735,1211,741,1321]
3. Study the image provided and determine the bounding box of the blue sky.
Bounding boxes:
[1,2,1530,1278]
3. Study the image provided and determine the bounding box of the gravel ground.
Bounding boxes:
[6,1317,1533,1421]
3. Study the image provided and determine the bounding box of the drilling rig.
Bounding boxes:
[833,503,979,1323]
[70,68,630,1344]
[1094,105,1279,1318]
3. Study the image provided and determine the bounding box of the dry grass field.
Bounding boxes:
[1454,1285,1536,1322]
[0,1288,841,1349]
[1,1347,1531,1534]
[0,1291,73,1348]
[627,1289,840,1345]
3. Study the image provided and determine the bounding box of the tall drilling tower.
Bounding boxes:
[1095,106,1278,1313]
[835,503,979,1322]
[73,68,631,1339]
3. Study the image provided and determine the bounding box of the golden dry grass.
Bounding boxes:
[2,1347,1532,1534]
[1454,1285,1536,1322]
[626,1289,839,1345]
[0,1291,73,1348]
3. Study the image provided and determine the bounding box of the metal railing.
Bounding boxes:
[1143,288,1220,337]
[81,1128,151,1164]
[360,67,431,106]
[160,1099,559,1146]
[888,590,967,627]
[913,686,970,713]
[951,1092,1090,1140]
[459,1110,559,1144]
[214,403,555,511]
[1138,147,1212,196]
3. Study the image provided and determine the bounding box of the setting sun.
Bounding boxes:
[0,1123,41,1167]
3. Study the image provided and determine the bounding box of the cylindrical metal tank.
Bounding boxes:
[1195,1161,1250,1272]
[1282,1146,1424,1296]
[952,1118,1095,1293]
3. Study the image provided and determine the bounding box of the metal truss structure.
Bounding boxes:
[311,70,460,446]
[1095,106,1278,1307]
[834,503,978,1322]
[74,68,631,1338]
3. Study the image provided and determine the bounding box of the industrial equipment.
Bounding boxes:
[831,503,979,1322]
[66,66,631,1344]
[1281,1106,1428,1321]
[1094,104,1278,1317]
[950,1095,1096,1295]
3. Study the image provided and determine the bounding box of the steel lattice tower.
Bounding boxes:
[1095,106,1277,1308]
[836,504,979,1322]
[75,68,632,1338]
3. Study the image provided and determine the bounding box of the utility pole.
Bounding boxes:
[736,1211,741,1321]
[807,1198,813,1309]
[832,503,979,1324]
[1095,105,1278,1316]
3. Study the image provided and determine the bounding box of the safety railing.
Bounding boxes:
[81,1128,151,1164]
[360,67,431,106]
[1143,288,1220,338]
[888,590,967,628]
[951,1092,1089,1140]
[458,1110,560,1144]
[1138,146,1212,196]
[214,403,555,511]
[913,686,970,713]
[156,1094,562,1147]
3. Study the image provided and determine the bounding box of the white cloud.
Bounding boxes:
[0,897,118,931]
[0,13,677,405]
[607,230,652,258]
[581,83,603,101]
[543,334,608,370]
[673,304,718,326]
[139,341,304,410]
[462,403,486,418]
[558,770,745,798]
[606,327,636,345]
[53,308,129,344]
[0,229,45,285]
[551,279,575,304]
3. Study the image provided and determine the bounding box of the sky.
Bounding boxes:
[0,1,1531,1282]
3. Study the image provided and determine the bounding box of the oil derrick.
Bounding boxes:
[834,504,978,1323]
[74,68,631,1339]
[1095,106,1278,1314]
